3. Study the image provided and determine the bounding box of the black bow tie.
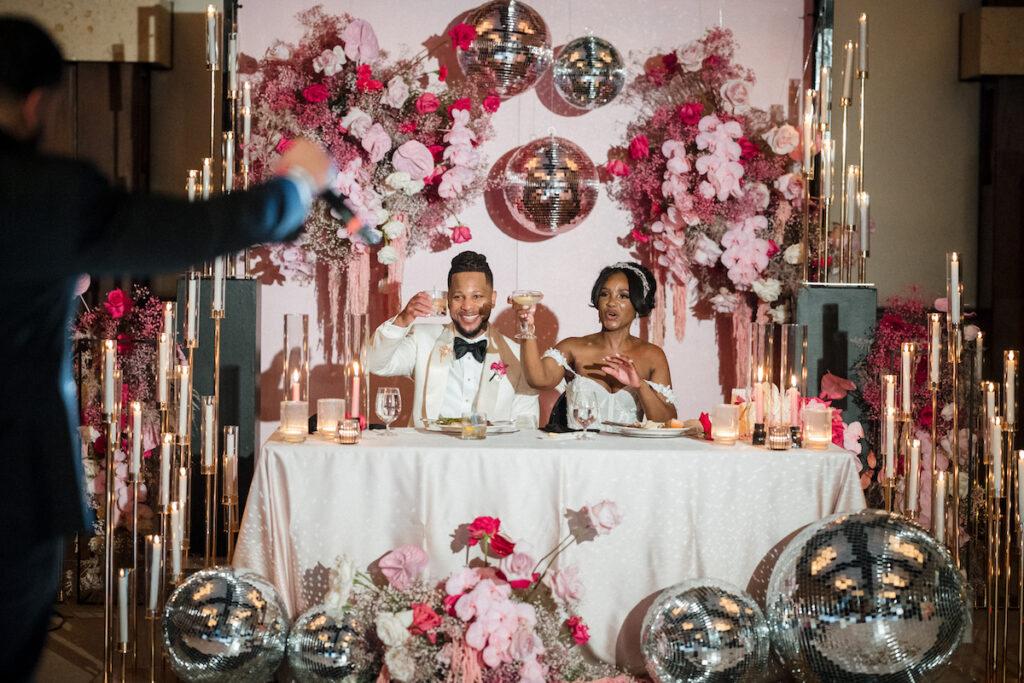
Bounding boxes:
[453,337,487,362]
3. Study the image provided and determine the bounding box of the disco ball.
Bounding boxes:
[456,0,553,97]
[162,567,289,682]
[287,605,365,682]
[503,135,599,236]
[767,509,968,682]
[552,35,626,110]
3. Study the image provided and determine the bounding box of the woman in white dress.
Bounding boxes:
[513,262,677,428]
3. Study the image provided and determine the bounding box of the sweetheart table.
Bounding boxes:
[233,428,865,669]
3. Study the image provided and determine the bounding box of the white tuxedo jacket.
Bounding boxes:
[367,319,539,427]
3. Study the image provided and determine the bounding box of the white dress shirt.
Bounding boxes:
[440,334,485,417]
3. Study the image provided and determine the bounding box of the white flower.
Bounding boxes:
[376,610,413,647]
[678,40,706,71]
[763,124,800,156]
[384,172,423,195]
[752,278,781,302]
[941,402,955,422]
[692,233,723,267]
[312,46,346,77]
[385,647,417,682]
[377,245,398,265]
[783,243,803,265]
[340,107,372,139]
[323,554,356,613]
[710,288,737,313]
[769,304,788,323]
[382,76,410,109]
[382,220,405,240]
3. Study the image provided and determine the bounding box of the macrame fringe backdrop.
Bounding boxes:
[672,276,687,341]
[756,299,771,324]
[325,261,343,364]
[650,267,666,347]
[732,295,752,392]
[347,250,371,317]
[444,636,483,683]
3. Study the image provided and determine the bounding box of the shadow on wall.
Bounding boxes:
[484,147,558,244]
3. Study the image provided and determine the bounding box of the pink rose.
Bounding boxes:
[103,289,133,318]
[381,76,410,108]
[409,602,442,639]
[774,173,804,202]
[566,615,590,644]
[585,500,622,536]
[415,92,440,114]
[438,65,448,82]
[482,92,501,113]
[379,544,429,590]
[678,41,706,71]
[302,83,329,103]
[720,78,751,112]
[763,124,800,155]
[392,140,434,179]
[449,23,476,50]
[312,46,346,77]
[628,134,650,160]
[450,225,472,244]
[547,565,585,601]
[360,122,391,163]
[498,546,537,588]
[677,101,704,125]
[342,18,379,63]
[605,159,630,177]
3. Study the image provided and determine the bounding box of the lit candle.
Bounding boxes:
[933,470,946,542]
[118,568,129,644]
[907,439,920,513]
[819,66,830,115]
[212,256,225,313]
[859,13,868,73]
[884,373,896,415]
[350,361,361,420]
[170,502,181,578]
[157,332,169,404]
[176,365,190,437]
[985,381,997,420]
[178,467,188,510]
[949,253,960,325]
[103,340,116,415]
[885,407,895,478]
[160,434,172,507]
[222,132,234,194]
[205,5,217,67]
[992,417,1003,498]
[1006,350,1017,426]
[845,165,859,226]
[975,330,984,380]
[202,158,212,200]
[929,314,942,385]
[185,274,199,345]
[842,40,855,101]
[901,342,915,415]
[223,426,238,501]
[802,110,814,173]
[242,106,251,168]
[227,34,238,93]
[821,134,833,199]
[754,367,765,424]
[788,376,800,427]
[163,301,175,338]
[186,169,198,202]
[243,80,251,111]
[857,191,869,254]
[131,401,142,477]
[146,535,161,611]
[291,368,301,402]
[202,398,216,469]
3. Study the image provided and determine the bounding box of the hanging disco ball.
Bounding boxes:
[552,35,626,110]
[641,578,769,683]
[503,135,599,236]
[287,605,365,682]
[456,0,553,97]
[767,509,968,682]
[162,567,289,682]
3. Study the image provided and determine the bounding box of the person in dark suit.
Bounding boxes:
[0,17,333,681]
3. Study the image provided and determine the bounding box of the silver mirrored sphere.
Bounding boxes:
[641,578,769,683]
[456,0,553,97]
[503,136,599,236]
[767,509,968,682]
[162,567,288,682]
[287,605,365,682]
[552,35,626,110]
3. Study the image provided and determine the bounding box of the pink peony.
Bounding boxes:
[449,23,476,50]
[547,565,585,601]
[379,544,430,590]
[628,134,650,160]
[482,92,501,113]
[341,18,379,63]
[677,101,704,125]
[360,122,391,163]
[415,92,440,114]
[605,159,630,177]
[585,500,622,535]
[104,289,133,318]
[392,140,434,179]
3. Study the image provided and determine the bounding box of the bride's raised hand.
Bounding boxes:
[601,353,641,388]
[508,295,536,328]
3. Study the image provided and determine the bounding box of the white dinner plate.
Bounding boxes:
[602,424,697,438]
[422,420,518,435]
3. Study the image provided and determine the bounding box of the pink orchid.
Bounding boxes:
[438,166,475,199]
[379,544,430,590]
[844,420,864,453]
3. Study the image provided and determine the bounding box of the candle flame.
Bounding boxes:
[845,40,854,51]
[790,375,797,388]
[353,360,361,373]
[163,433,173,444]
[887,407,896,417]
[207,4,216,16]
[859,12,867,23]
[913,439,921,448]
[104,339,115,351]
[950,252,958,262]
[291,369,300,383]
[1009,350,1016,361]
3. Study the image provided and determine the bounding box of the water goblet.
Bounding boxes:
[375,387,402,436]
[571,387,598,440]
[511,289,544,339]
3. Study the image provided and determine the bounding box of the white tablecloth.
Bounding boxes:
[234,428,865,669]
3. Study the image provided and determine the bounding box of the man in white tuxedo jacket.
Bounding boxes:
[367,251,538,427]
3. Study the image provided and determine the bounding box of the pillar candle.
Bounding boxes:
[227,34,238,93]
[842,40,855,100]
[845,166,859,226]
[857,191,869,253]
[901,343,915,415]
[131,402,142,476]
[163,302,175,338]
[223,426,238,500]
[185,274,199,344]
[291,369,301,402]
[1018,451,1024,534]
[803,110,814,173]
[160,434,172,507]
[933,471,946,542]
[992,417,1003,498]
[178,467,187,509]
[242,106,251,167]
[205,5,217,66]
[202,158,212,200]
[949,253,960,325]
[103,340,116,414]
[147,535,161,611]
[908,439,920,513]
[754,367,765,424]
[929,314,942,384]
[350,361,361,419]
[243,80,251,110]
[1006,350,1017,426]
[788,376,800,427]
[819,66,830,113]
[176,365,190,437]
[222,132,234,194]
[858,13,868,73]
[202,398,216,469]
[212,256,225,313]
[118,568,129,644]
[186,170,198,202]
[821,135,833,199]
[158,333,169,404]
[975,330,984,381]
[170,502,181,578]
[885,407,895,478]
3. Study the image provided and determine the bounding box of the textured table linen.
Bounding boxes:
[233,429,865,668]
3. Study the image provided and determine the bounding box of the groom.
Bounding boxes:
[367,251,538,427]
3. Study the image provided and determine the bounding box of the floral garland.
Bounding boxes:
[606,28,815,342]
[247,7,497,282]
[321,504,635,682]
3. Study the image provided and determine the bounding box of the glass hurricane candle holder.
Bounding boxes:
[803,406,833,450]
[317,398,347,436]
[337,418,361,445]
[710,404,740,445]
[283,313,309,402]
[280,400,308,443]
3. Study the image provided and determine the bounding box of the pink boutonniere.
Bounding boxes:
[489,361,508,381]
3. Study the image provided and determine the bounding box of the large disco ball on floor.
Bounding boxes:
[162,567,289,682]
[641,578,769,682]
[767,509,968,682]
[456,0,553,97]
[287,605,365,682]
[552,35,626,110]
[503,135,599,236]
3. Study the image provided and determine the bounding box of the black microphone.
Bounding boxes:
[318,189,381,245]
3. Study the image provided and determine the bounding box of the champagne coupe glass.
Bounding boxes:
[511,289,544,339]
[375,387,402,435]
[571,387,598,440]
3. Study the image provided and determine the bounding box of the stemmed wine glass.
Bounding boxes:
[375,387,402,436]
[571,387,598,440]
[511,289,544,339]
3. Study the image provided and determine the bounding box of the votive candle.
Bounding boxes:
[146,535,162,611]
[842,40,855,101]
[933,471,947,542]
[929,314,942,384]
[901,342,915,415]
[131,401,142,477]
[1005,350,1017,426]
[992,417,1003,498]
[159,434,172,507]
[118,568,130,644]
[858,13,868,73]
[908,439,920,513]
[103,340,116,415]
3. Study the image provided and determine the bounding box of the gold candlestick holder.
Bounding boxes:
[947,320,962,569]
[818,195,831,283]
[801,170,811,283]
[103,414,117,682]
[884,476,895,513]
[837,98,851,283]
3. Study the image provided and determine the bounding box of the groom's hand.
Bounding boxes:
[394,291,434,327]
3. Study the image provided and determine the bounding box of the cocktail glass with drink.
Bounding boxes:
[511,289,544,339]
[430,288,448,317]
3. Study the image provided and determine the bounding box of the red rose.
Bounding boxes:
[467,516,500,544]
[488,534,515,558]
[93,434,108,455]
[428,144,445,163]
[699,412,712,440]
[450,225,472,244]
[482,92,500,113]
[738,136,759,161]
[766,240,780,258]
[605,159,630,178]
[301,83,329,103]
[447,97,472,119]
[702,54,723,71]
[566,616,590,645]
[677,101,704,125]
[438,65,448,82]
[409,603,442,641]
[630,229,649,243]
[920,403,933,427]
[628,134,650,160]
[103,289,133,319]
[398,120,417,134]
[449,23,476,51]
[662,52,678,71]
[356,65,373,80]
[415,92,440,114]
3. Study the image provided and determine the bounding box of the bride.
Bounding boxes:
[513,262,677,428]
